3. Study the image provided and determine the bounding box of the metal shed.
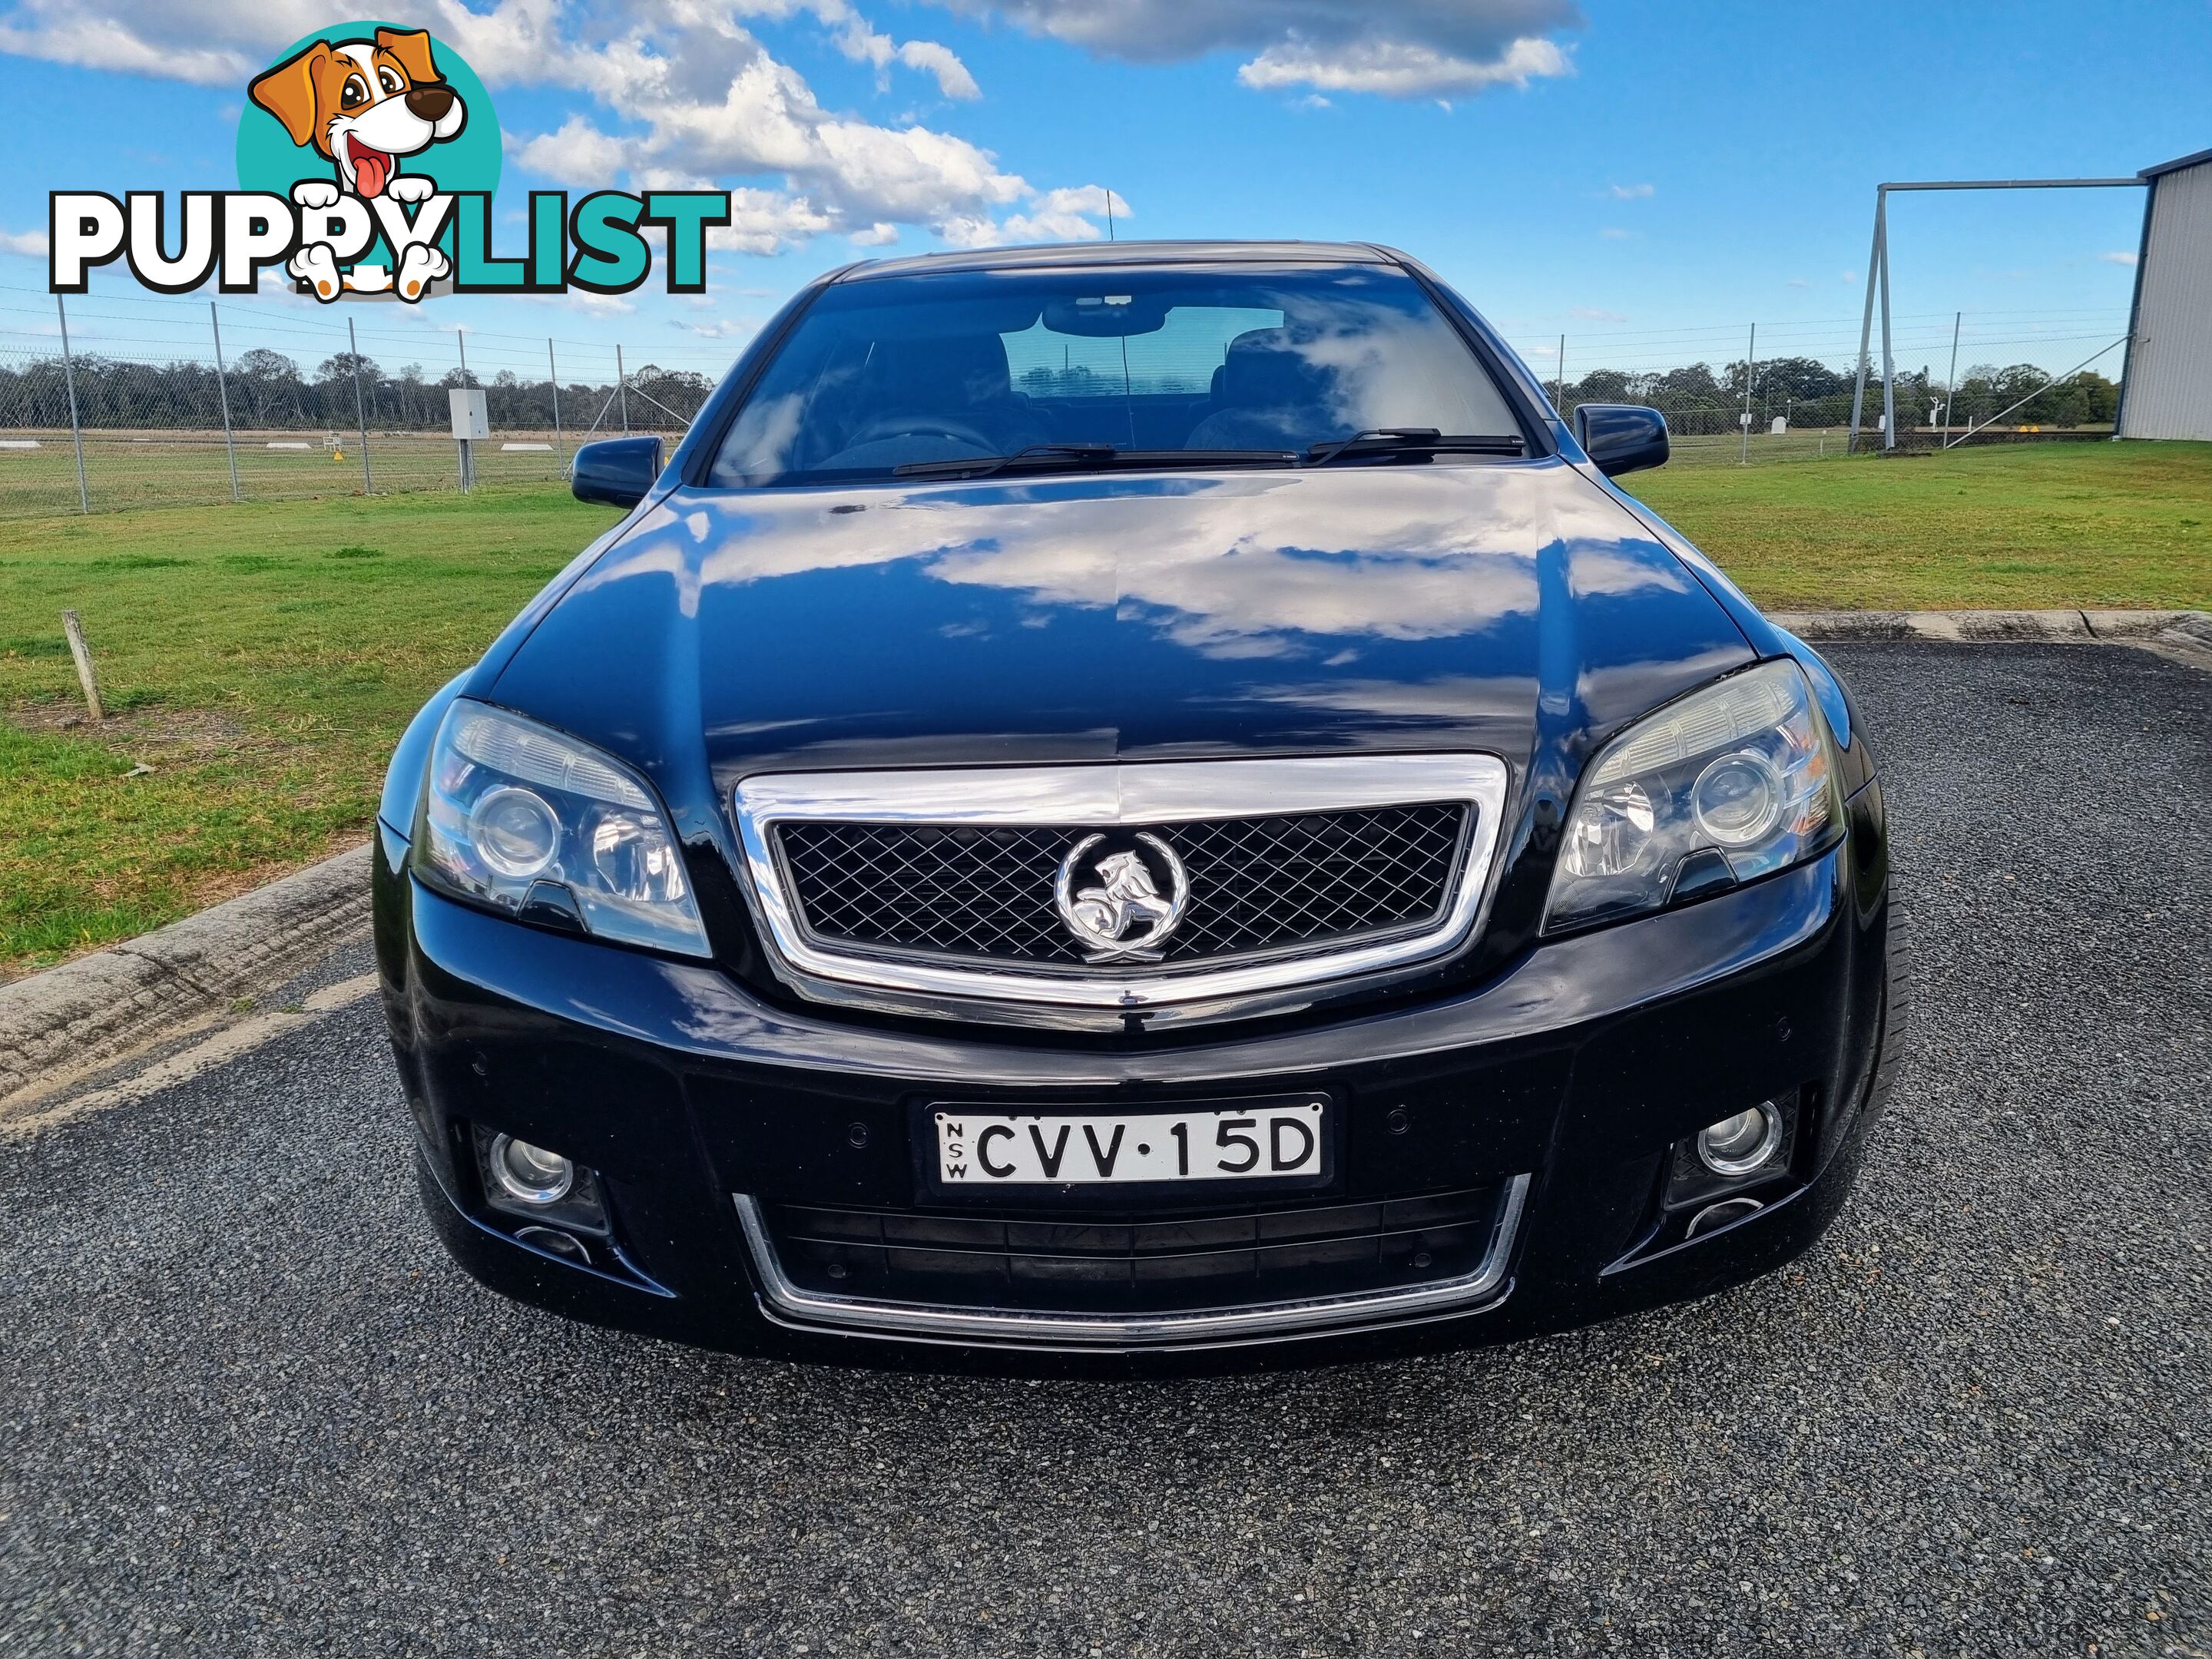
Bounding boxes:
[2118,147,2212,441]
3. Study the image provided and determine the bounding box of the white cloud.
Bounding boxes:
[458,0,1124,250]
[0,227,50,257]
[849,221,901,246]
[2098,250,2138,267]
[935,186,1129,247]
[676,317,757,338]
[0,0,1074,254]
[0,0,330,84]
[895,38,981,99]
[1598,227,1632,240]
[508,115,637,183]
[1787,277,1810,289]
[1238,31,1568,97]
[825,7,979,98]
[1607,181,1654,199]
[1569,306,1624,322]
[1029,185,1130,222]
[518,289,637,316]
[936,0,1580,98]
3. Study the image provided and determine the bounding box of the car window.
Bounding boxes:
[708,263,1522,487]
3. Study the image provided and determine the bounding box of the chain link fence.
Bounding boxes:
[2,287,2135,518]
[0,286,721,519]
[1509,309,2129,466]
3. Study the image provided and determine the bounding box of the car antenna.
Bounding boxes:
[1104,188,1114,242]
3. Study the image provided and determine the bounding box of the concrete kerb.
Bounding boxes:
[1773,608,2212,658]
[0,843,373,1111]
[0,608,2203,1116]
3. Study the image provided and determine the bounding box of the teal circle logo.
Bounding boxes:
[237,21,498,200]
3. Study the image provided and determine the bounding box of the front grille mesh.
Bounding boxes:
[777,803,1468,967]
[760,1184,1508,1317]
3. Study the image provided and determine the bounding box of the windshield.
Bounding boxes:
[708,263,1524,487]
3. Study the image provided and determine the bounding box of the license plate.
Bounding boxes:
[931,1099,1328,1187]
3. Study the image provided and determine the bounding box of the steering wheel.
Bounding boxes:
[842,415,999,453]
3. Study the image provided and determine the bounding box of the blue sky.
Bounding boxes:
[0,1,2204,387]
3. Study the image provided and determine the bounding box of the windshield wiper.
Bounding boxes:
[894,444,1294,481]
[1303,429,1527,466]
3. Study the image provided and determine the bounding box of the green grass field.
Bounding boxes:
[1634,439,2212,611]
[0,430,573,519]
[2,441,2207,979]
[0,488,619,976]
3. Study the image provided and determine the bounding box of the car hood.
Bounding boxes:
[489,460,1752,803]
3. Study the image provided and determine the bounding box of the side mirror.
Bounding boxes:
[571,435,665,508]
[1571,404,1670,477]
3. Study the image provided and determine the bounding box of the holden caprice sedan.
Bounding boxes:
[373,240,1899,1369]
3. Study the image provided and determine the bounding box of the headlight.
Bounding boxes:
[1545,658,1843,932]
[414,700,710,956]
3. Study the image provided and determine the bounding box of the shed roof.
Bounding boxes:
[2142,147,2212,180]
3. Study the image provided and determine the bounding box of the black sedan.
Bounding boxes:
[373,240,1897,1369]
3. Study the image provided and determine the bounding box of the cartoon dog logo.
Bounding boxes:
[249,27,464,300]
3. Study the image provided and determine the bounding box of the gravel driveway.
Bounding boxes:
[2,642,2206,1658]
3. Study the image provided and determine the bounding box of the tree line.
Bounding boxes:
[1551,355,2120,432]
[0,348,717,433]
[0,343,2121,436]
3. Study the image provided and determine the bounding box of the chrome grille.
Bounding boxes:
[730,756,1511,1022]
[777,803,1467,967]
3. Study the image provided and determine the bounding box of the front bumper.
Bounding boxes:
[376,782,1893,1373]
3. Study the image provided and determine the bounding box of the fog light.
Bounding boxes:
[1685,1197,1763,1238]
[1696,1102,1782,1177]
[488,1134,574,1205]
[515,1224,591,1264]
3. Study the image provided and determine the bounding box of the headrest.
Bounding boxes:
[1217,327,1335,411]
[864,333,1013,406]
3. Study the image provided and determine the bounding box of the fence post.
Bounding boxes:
[347,316,373,495]
[1555,333,1565,410]
[61,610,104,721]
[548,338,565,469]
[209,301,241,502]
[55,294,89,514]
[1942,310,1961,445]
[455,327,473,492]
[1847,186,1884,454]
[1740,322,1756,465]
[616,345,630,434]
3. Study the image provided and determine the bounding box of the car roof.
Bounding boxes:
[834,239,1405,282]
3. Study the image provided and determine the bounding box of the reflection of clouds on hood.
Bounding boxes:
[590,465,1676,659]
[939,536,1536,659]
[1570,546,1691,598]
[1236,674,1543,723]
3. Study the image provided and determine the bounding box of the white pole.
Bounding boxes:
[1878,194,1896,450]
[348,316,373,494]
[548,338,565,469]
[1847,189,1883,454]
[1740,323,1756,465]
[210,302,240,502]
[56,294,89,513]
[1942,311,1962,445]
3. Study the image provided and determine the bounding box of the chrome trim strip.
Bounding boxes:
[733,1173,1529,1349]
[730,755,1509,1012]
